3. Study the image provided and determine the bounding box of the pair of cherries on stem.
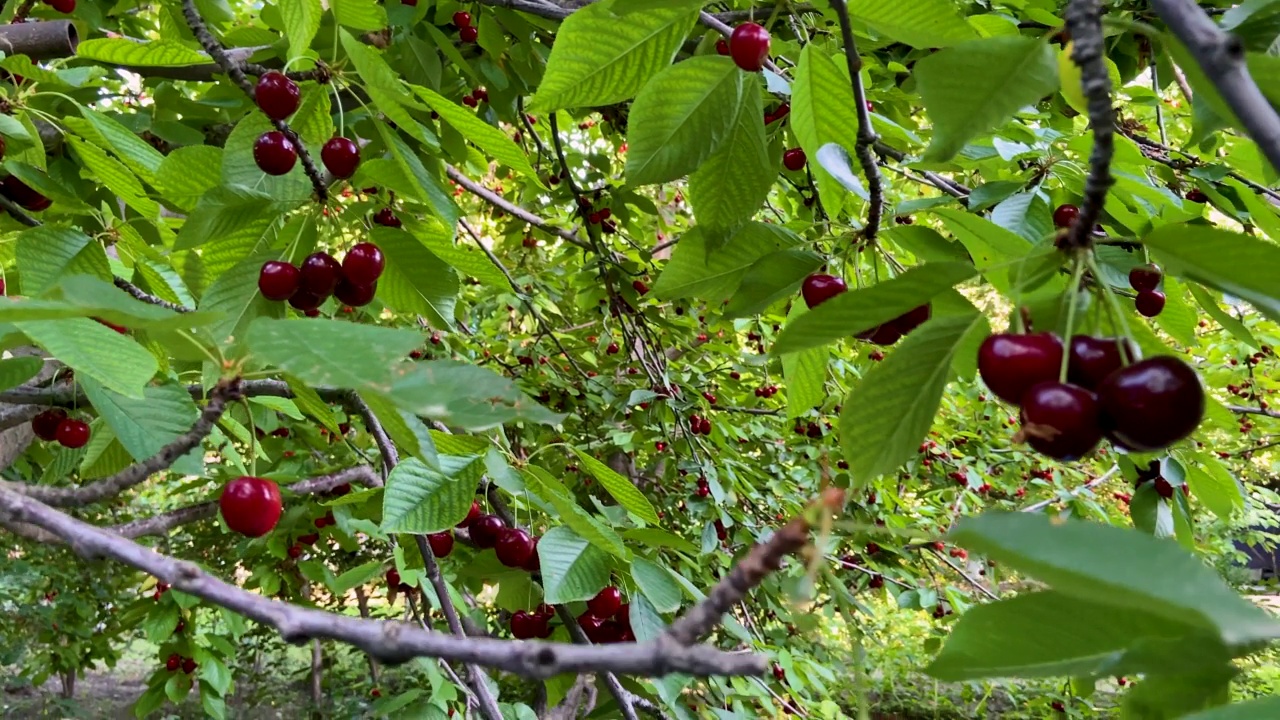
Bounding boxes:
[31,409,90,449]
[801,273,930,345]
[253,72,361,179]
[258,244,385,312]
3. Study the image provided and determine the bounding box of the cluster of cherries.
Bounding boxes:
[164,653,197,674]
[453,10,479,43]
[1128,263,1165,318]
[251,72,362,180]
[257,244,385,312]
[715,22,771,72]
[576,585,634,644]
[687,413,713,435]
[978,331,1204,460]
[801,273,931,345]
[31,409,91,449]
[510,603,556,640]
[461,501,541,571]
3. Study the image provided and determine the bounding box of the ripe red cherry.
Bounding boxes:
[3,175,50,211]
[522,536,541,572]
[460,25,478,42]
[334,280,377,307]
[977,333,1064,405]
[49,0,75,12]
[856,323,901,346]
[1186,188,1208,203]
[801,273,847,309]
[373,208,402,228]
[254,131,297,175]
[773,663,786,681]
[1135,289,1165,317]
[32,409,67,441]
[255,72,300,120]
[1097,356,1205,451]
[386,568,401,588]
[729,23,770,72]
[457,500,482,528]
[715,38,729,55]
[1128,264,1162,292]
[288,291,324,312]
[427,531,454,558]
[495,527,535,567]
[469,514,505,549]
[258,261,300,301]
[165,654,180,672]
[299,252,342,296]
[1067,336,1135,390]
[893,304,932,334]
[510,610,538,639]
[1052,203,1079,229]
[782,148,807,171]
[56,418,90,449]
[218,476,283,537]
[181,657,196,673]
[1018,382,1102,460]
[453,10,471,27]
[587,586,623,617]
[577,612,607,641]
[343,243,385,285]
[321,137,361,179]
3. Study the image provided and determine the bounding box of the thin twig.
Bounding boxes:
[928,549,999,601]
[1062,0,1115,249]
[445,164,590,251]
[113,276,193,313]
[828,0,884,240]
[1019,464,1121,513]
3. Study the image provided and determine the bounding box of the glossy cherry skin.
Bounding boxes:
[427,531,454,558]
[254,131,297,176]
[165,654,180,672]
[459,25,478,42]
[258,261,300,301]
[893,304,932,334]
[181,658,197,674]
[334,280,377,307]
[856,322,901,346]
[373,208,402,228]
[288,290,324,312]
[801,273,847,309]
[457,500,482,528]
[977,332,1065,405]
[510,610,538,639]
[1097,356,1205,451]
[715,38,729,55]
[469,514,505,549]
[386,568,401,588]
[343,242,386,285]
[729,23,770,72]
[1067,336,1135,390]
[1052,203,1079,229]
[218,476,283,537]
[1136,289,1166,317]
[782,148,806,171]
[55,418,89,448]
[299,252,342,296]
[1019,382,1103,460]
[453,11,471,27]
[31,408,67,441]
[495,527,536,567]
[321,137,361,179]
[49,0,75,12]
[1186,188,1208,203]
[3,175,51,211]
[1128,264,1162,292]
[522,536,541,572]
[255,72,300,120]
[587,586,622,618]
[577,612,607,642]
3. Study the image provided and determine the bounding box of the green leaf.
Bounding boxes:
[339,30,413,102]
[652,223,799,302]
[199,251,281,346]
[77,108,166,186]
[523,466,631,561]
[280,0,323,59]
[174,186,283,252]
[839,312,983,485]
[918,37,1059,162]
[847,0,978,48]
[1180,697,1280,720]
[622,528,698,554]
[0,356,42,392]
[360,391,439,468]
[52,275,220,330]
[412,86,540,183]
[1188,283,1257,348]
[156,146,222,212]
[386,360,564,432]
[625,56,743,186]
[792,46,869,211]
[723,249,824,318]
[17,319,157,398]
[532,0,699,111]
[538,526,612,604]
[379,125,459,226]
[781,303,828,420]
[221,114,312,205]
[408,218,509,287]
[285,374,341,435]
[773,263,978,354]
[631,557,683,613]
[571,449,660,524]
[368,226,458,329]
[80,377,202,474]
[17,226,94,296]
[332,0,387,31]
[1143,224,1280,324]
[948,513,1280,647]
[382,456,484,534]
[76,39,211,66]
[687,82,774,228]
[66,136,159,218]
[246,318,422,393]
[1177,450,1245,520]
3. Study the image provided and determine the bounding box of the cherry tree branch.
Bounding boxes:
[112,276,193,313]
[1061,0,1115,249]
[828,0,884,240]
[1019,464,1121,513]
[446,164,591,251]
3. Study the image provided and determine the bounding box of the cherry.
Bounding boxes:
[343,243,385,285]
[321,137,361,179]
[1067,336,1134,390]
[782,148,807,171]
[460,25,478,42]
[1128,264,1161,292]
[522,536,541,572]
[1135,289,1165,317]
[1052,203,1079,229]
[298,532,319,545]
[1186,188,1208,203]
[606,342,620,354]
[3,175,50,211]
[1097,356,1205,451]
[716,38,729,55]
[577,612,607,641]
[1018,382,1102,460]
[510,610,538,639]
[453,10,472,27]
[386,568,401,588]
[773,663,786,681]
[258,260,300,301]
[253,131,297,176]
[254,72,300,121]
[495,527,535,567]
[56,418,90,449]
[287,544,302,559]
[218,476,283,537]
[729,23,770,72]
[632,279,649,295]
[856,323,901,346]
[334,280,377,307]
[977,333,1064,405]
[587,586,622,617]
[299,252,342,296]
[1153,477,1175,499]
[373,208,402,228]
[801,273,847,309]
[457,500,482,528]
[31,409,67,441]
[469,514,505,548]
[288,291,324,312]
[427,531,454,558]
[165,654,181,672]
[893,304,931,334]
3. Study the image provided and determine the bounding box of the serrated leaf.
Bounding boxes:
[792,46,866,212]
[17,318,157,398]
[781,302,827,419]
[723,249,824,318]
[359,391,439,468]
[247,318,421,393]
[280,0,323,60]
[77,108,165,186]
[687,83,774,228]
[173,186,282,252]
[369,226,458,329]
[847,0,978,48]
[570,449,660,524]
[523,466,631,561]
[408,218,508,287]
[382,456,484,533]
[199,250,283,346]
[0,356,41,391]
[1143,224,1280,324]
[631,557,683,613]
[918,37,1059,162]
[1178,451,1245,520]
[290,86,334,148]
[626,55,743,186]
[285,374,341,434]
[1188,283,1257,348]
[76,39,211,66]
[839,312,983,485]
[386,359,564,432]
[652,223,799,302]
[532,0,699,111]
[156,146,222,212]
[412,86,540,183]
[333,0,387,31]
[17,226,93,296]
[80,377,202,474]
[538,526,611,604]
[379,125,459,226]
[51,275,220,330]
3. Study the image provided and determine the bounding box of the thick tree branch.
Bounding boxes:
[828,0,884,240]
[1062,0,1115,249]
[0,19,77,59]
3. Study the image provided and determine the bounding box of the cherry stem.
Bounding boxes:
[1085,252,1137,361]
[1060,253,1087,382]
[240,398,258,477]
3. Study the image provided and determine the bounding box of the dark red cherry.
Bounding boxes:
[469,514,505,549]
[495,527,535,567]
[373,208,402,228]
[321,137,361,179]
[459,25,478,42]
[56,418,90,449]
[729,23,770,72]
[1019,382,1102,460]
[452,10,471,27]
[715,38,729,55]
[299,252,342,296]
[258,261,300,301]
[510,610,538,639]
[49,0,75,12]
[893,304,931,334]
[457,500,482,528]
[288,291,324,312]
[800,273,847,309]
[334,279,377,307]
[856,323,901,346]
[253,131,297,176]
[522,536,541,572]
[577,612,607,642]
[1128,264,1161,292]
[343,242,385,284]
[427,531,454,558]
[1097,356,1205,451]
[1067,336,1135,390]
[1135,289,1165,317]
[977,333,1064,405]
[783,148,806,172]
[255,71,300,120]
[1186,188,1208,203]
[1052,203,1079,229]
[587,586,622,617]
[31,409,67,441]
[3,175,50,211]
